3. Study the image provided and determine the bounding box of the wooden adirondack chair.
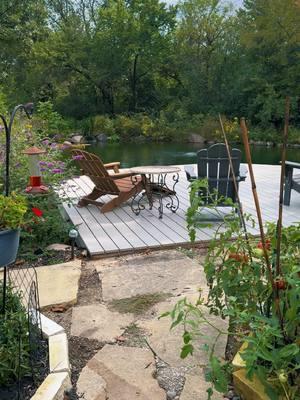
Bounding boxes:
[185,143,247,215]
[71,150,144,213]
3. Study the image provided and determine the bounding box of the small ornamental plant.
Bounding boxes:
[0,194,27,231]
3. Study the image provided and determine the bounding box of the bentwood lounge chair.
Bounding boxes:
[71,149,143,213]
[185,143,247,218]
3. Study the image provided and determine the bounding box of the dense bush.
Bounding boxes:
[0,284,30,386]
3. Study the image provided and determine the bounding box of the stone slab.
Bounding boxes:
[94,251,207,301]
[36,260,81,308]
[77,364,107,400]
[31,372,71,400]
[137,296,227,369]
[87,344,165,400]
[180,374,223,400]
[49,332,70,373]
[71,304,134,342]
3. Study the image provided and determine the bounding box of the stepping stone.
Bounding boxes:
[94,250,207,301]
[71,304,134,342]
[77,364,107,400]
[81,344,165,400]
[36,260,81,308]
[180,374,223,400]
[137,296,227,368]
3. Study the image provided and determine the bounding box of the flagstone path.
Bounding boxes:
[40,250,227,400]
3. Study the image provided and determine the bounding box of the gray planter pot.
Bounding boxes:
[0,229,20,267]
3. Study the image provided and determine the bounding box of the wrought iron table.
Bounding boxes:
[130,166,181,219]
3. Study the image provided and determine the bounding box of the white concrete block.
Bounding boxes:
[31,372,71,400]
[49,333,70,373]
[40,313,65,338]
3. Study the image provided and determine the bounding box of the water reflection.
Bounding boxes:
[88,142,300,167]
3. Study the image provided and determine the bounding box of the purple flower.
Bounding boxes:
[50,143,57,149]
[47,162,54,168]
[39,161,47,166]
[72,155,84,160]
[40,167,46,172]
[52,168,64,174]
[42,139,50,146]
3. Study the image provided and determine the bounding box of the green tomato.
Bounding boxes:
[252,248,264,258]
[278,370,288,383]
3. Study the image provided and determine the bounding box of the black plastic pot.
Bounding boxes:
[0,229,20,267]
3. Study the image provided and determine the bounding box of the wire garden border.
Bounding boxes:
[0,264,48,400]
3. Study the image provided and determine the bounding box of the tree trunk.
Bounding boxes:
[130,53,139,112]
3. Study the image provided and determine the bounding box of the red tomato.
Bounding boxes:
[276,280,287,290]
[257,239,271,251]
[228,252,249,263]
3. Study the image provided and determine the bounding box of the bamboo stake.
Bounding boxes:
[276,97,290,277]
[218,114,253,261]
[240,118,276,290]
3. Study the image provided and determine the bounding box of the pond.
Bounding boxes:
[89,142,300,168]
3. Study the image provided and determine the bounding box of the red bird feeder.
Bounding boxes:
[23,146,49,194]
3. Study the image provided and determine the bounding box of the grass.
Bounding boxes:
[108,292,171,315]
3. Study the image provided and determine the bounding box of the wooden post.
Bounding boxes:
[276,97,290,277]
[240,118,275,289]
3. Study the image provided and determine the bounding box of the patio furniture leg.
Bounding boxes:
[78,187,104,207]
[284,167,293,206]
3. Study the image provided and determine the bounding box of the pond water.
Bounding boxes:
[89,142,300,168]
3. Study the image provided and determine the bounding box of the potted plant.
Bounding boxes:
[0,194,27,267]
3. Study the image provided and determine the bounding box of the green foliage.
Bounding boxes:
[0,284,30,386]
[35,101,71,137]
[0,194,27,230]
[164,180,300,399]
[20,194,71,256]
[0,111,74,259]
[1,0,300,134]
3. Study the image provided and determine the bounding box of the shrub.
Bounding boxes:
[114,115,142,139]
[0,284,30,386]
[0,194,27,230]
[92,115,115,136]
[34,101,71,138]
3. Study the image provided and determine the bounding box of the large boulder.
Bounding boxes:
[70,135,84,144]
[187,133,205,144]
[96,133,108,142]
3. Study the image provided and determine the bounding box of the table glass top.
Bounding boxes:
[130,166,181,174]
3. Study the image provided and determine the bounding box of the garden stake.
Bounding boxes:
[218,114,252,262]
[240,119,286,335]
[276,96,290,278]
[240,118,275,289]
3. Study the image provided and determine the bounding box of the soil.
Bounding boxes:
[15,248,83,269]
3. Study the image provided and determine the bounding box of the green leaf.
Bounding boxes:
[180,344,194,359]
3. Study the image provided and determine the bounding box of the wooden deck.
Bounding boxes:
[61,164,300,257]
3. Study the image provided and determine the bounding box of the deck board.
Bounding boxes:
[61,164,300,257]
